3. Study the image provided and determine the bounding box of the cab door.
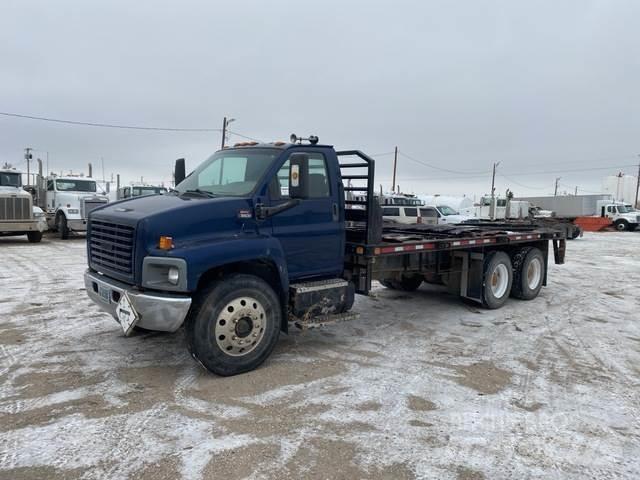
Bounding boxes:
[269,150,344,280]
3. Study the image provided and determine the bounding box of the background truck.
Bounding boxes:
[516,194,640,232]
[42,175,109,239]
[117,184,168,200]
[0,168,47,242]
[84,136,567,376]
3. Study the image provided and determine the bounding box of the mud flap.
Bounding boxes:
[552,239,566,265]
[455,251,484,303]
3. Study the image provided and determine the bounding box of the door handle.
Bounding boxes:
[332,202,339,221]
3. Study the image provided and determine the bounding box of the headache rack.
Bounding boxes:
[337,150,382,246]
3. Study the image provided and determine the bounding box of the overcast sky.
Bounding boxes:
[1,0,639,198]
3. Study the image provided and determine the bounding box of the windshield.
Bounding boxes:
[176,148,279,196]
[437,205,459,216]
[56,179,97,192]
[0,172,21,187]
[616,205,631,213]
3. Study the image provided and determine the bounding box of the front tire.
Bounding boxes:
[482,251,513,309]
[57,214,69,239]
[186,274,281,376]
[614,219,629,231]
[27,231,43,243]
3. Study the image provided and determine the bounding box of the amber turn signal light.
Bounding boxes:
[158,236,174,250]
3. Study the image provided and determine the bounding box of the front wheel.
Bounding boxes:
[614,219,629,231]
[57,214,69,240]
[186,274,281,376]
[27,231,43,243]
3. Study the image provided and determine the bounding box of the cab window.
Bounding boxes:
[420,208,437,218]
[404,207,418,217]
[272,153,330,199]
[383,207,400,216]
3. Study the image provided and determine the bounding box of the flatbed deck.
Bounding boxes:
[347,222,564,256]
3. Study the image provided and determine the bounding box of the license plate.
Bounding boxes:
[99,285,110,303]
[116,293,139,336]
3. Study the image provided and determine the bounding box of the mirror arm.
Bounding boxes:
[255,199,301,220]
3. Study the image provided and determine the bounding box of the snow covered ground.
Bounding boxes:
[1,232,639,479]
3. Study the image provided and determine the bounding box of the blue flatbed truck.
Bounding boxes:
[84,136,567,376]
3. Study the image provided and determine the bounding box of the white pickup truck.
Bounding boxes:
[0,168,47,242]
[45,176,109,239]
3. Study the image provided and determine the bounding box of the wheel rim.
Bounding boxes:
[490,263,509,298]
[617,222,626,231]
[526,258,542,290]
[214,296,266,357]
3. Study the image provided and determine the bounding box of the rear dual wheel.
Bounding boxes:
[510,247,545,300]
[482,251,513,309]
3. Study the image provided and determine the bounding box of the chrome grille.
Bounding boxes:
[83,198,108,219]
[89,220,135,278]
[0,196,31,221]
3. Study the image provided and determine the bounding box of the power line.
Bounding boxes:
[392,163,638,181]
[225,129,262,142]
[369,151,396,157]
[398,150,488,175]
[499,174,548,191]
[0,111,222,132]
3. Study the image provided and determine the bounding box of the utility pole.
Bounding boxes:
[391,146,398,193]
[490,161,500,220]
[24,147,32,185]
[574,186,578,196]
[635,155,640,208]
[221,117,236,149]
[554,177,561,196]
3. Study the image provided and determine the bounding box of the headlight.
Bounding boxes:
[33,211,44,218]
[68,208,79,214]
[167,267,179,285]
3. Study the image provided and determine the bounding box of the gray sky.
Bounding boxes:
[1,0,639,198]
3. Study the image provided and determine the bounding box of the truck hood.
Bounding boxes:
[55,192,109,203]
[441,214,473,224]
[620,213,640,223]
[90,193,257,245]
[0,186,31,197]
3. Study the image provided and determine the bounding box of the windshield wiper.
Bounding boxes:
[181,188,216,198]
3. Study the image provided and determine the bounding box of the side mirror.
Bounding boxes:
[174,158,186,185]
[288,153,309,199]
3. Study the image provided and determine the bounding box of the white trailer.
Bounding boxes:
[516,194,640,232]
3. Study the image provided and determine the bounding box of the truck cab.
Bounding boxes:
[419,205,473,225]
[597,201,639,231]
[0,168,47,242]
[45,176,109,239]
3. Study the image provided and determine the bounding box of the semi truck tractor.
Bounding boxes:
[44,175,109,239]
[84,136,567,376]
[0,168,47,242]
[516,194,639,232]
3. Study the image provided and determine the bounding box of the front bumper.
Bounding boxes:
[84,269,192,332]
[0,220,43,233]
[68,218,88,232]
